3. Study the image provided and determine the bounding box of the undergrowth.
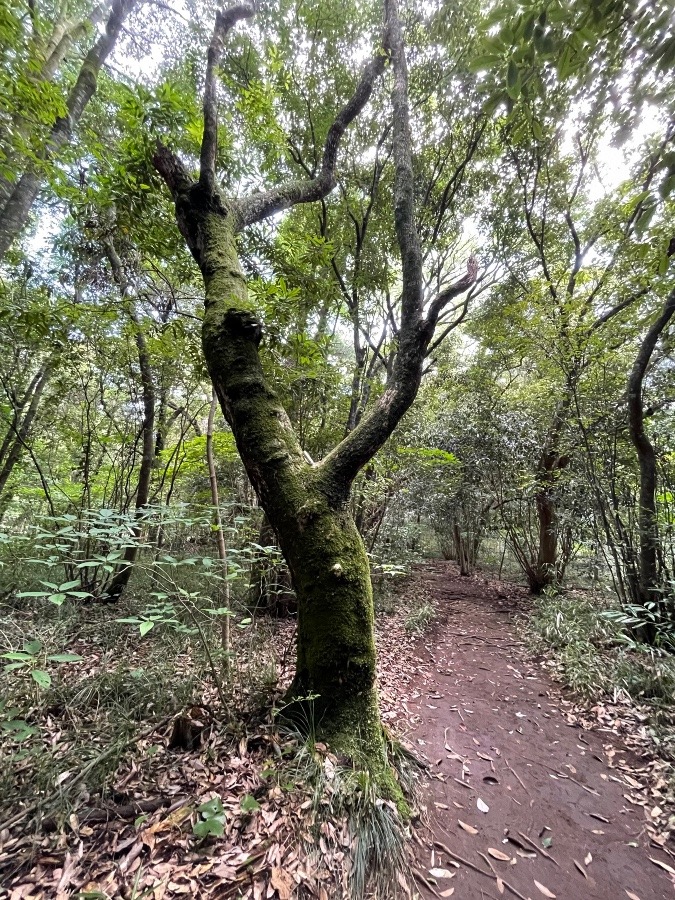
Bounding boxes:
[528,587,675,757]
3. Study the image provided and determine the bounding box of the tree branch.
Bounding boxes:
[200,3,256,192]
[237,51,387,228]
[317,0,475,494]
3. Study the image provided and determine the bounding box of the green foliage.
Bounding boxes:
[193,796,227,838]
[530,587,675,705]
[404,602,434,634]
[1,637,83,691]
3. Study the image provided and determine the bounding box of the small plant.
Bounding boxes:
[193,796,227,838]
[2,638,82,689]
[602,602,675,653]
[404,601,434,633]
[0,699,38,742]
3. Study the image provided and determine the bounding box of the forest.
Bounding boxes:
[0,0,674,897]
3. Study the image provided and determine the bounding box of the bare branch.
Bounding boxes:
[318,0,477,492]
[200,3,255,192]
[423,255,478,339]
[153,142,194,198]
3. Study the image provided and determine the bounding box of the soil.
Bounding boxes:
[401,561,675,900]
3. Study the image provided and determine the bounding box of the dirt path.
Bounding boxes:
[400,562,675,900]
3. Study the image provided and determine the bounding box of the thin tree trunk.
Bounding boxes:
[627,287,675,628]
[530,391,573,593]
[0,361,53,507]
[104,237,155,600]
[0,0,138,260]
[206,388,231,666]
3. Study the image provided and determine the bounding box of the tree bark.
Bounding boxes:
[627,287,675,626]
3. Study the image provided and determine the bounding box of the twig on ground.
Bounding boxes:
[517,830,559,866]
[434,841,530,900]
[504,758,528,792]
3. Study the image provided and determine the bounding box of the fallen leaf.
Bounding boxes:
[477,798,489,813]
[458,819,478,835]
[573,860,588,879]
[440,890,455,898]
[496,876,505,894]
[270,867,294,900]
[429,868,456,879]
[649,857,675,876]
[584,852,592,866]
[487,848,511,862]
[625,892,641,900]
[534,879,556,898]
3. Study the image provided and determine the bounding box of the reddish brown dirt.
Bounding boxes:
[403,562,675,900]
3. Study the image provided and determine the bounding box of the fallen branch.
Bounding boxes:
[42,796,178,832]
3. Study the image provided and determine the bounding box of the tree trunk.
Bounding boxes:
[532,484,557,593]
[0,360,53,514]
[104,238,155,600]
[529,392,573,593]
[156,189,394,786]
[453,522,470,576]
[627,287,675,631]
[0,0,138,261]
[206,388,231,663]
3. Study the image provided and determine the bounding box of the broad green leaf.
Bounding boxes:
[31,670,52,689]
[240,794,261,813]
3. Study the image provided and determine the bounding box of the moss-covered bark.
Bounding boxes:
[167,185,403,805]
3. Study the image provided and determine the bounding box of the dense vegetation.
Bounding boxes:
[0,0,674,896]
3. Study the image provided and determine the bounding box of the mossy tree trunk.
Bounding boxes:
[153,0,478,789]
[169,186,386,766]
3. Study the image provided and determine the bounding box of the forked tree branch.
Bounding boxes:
[155,1,387,236]
[318,0,477,492]
[423,254,478,340]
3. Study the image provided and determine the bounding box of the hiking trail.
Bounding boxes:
[380,561,675,900]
